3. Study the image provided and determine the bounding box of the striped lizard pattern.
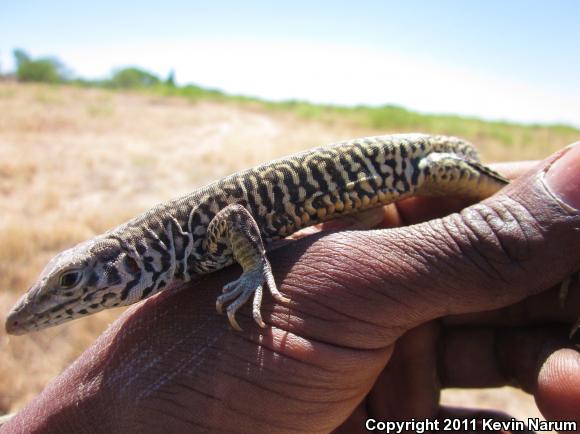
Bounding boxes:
[5,133,523,334]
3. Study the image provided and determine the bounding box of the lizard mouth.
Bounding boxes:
[5,308,34,335]
[5,280,87,335]
[5,285,43,335]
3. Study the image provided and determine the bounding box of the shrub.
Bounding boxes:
[13,49,68,83]
[107,67,160,88]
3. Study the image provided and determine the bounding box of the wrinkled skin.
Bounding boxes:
[3,149,580,434]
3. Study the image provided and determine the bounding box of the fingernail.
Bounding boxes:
[543,142,580,211]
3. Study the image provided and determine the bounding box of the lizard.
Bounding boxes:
[4,133,578,336]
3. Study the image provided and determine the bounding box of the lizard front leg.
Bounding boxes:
[205,204,289,330]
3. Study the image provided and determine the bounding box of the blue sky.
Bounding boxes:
[2,1,579,126]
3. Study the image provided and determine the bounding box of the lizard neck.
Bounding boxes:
[110,217,186,303]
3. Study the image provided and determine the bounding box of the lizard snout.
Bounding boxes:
[5,291,37,335]
[5,308,33,335]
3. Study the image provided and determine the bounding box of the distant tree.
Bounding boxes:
[13,49,30,67]
[13,48,69,83]
[166,69,176,87]
[108,67,161,88]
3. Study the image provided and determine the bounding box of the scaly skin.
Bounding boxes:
[6,134,510,334]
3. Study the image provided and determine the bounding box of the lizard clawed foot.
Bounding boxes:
[570,318,580,340]
[215,261,289,331]
[558,276,572,309]
[558,273,580,339]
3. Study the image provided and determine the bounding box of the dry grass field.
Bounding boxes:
[0,82,576,424]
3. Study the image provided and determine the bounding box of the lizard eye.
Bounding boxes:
[60,271,82,289]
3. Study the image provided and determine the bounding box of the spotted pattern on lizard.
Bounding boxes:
[6,134,521,334]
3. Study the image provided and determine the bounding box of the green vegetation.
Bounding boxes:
[5,48,579,149]
[13,49,69,83]
[107,67,161,89]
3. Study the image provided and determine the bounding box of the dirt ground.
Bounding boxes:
[0,82,560,425]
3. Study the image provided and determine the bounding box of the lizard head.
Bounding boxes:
[5,236,141,335]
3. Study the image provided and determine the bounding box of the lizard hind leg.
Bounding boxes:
[207,204,289,331]
[417,152,509,200]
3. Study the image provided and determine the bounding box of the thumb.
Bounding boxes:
[405,142,580,317]
[274,144,580,346]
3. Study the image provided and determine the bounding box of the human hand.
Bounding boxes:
[3,147,580,433]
